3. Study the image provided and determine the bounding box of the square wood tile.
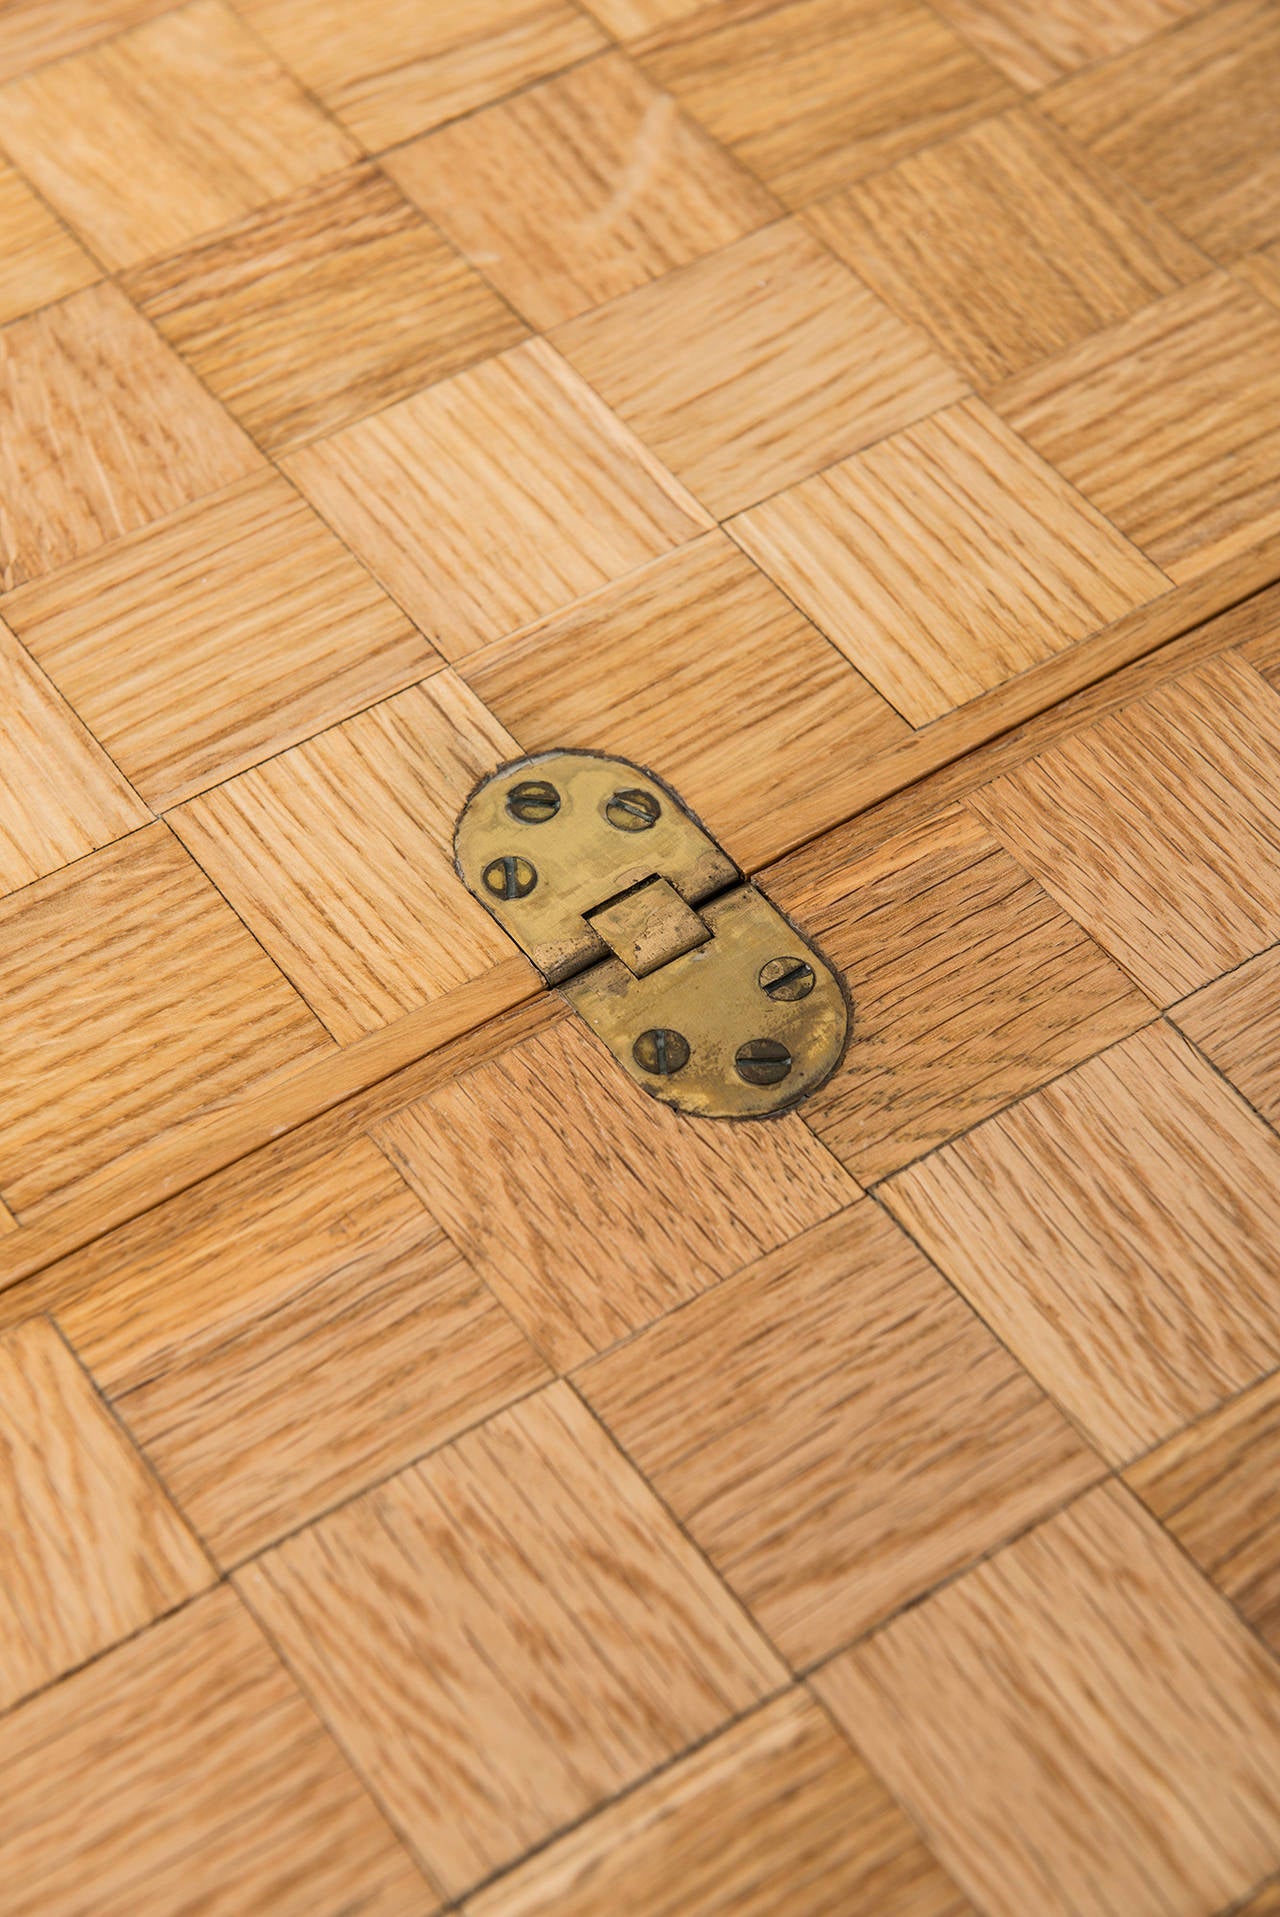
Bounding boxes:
[884,1023,1280,1463]
[375,1019,857,1368]
[639,0,1015,207]
[0,1588,432,1917]
[0,0,179,82]
[0,1317,210,1714]
[553,219,966,517]
[59,1136,547,1562]
[817,1483,1280,1917]
[767,803,1151,1183]
[388,54,775,332]
[125,164,524,454]
[463,533,911,868]
[1174,944,1280,1128]
[238,0,607,149]
[0,155,97,327]
[466,1690,973,1917]
[1045,0,1280,263]
[1127,1370,1280,1657]
[807,107,1203,387]
[971,652,1280,1002]
[0,620,147,896]
[5,472,432,811]
[732,399,1166,725]
[0,282,260,592]
[993,275,1280,581]
[0,0,357,271]
[285,339,709,658]
[0,824,331,1214]
[928,0,1199,90]
[238,1383,785,1899]
[580,1205,1100,1666]
[169,676,526,1045]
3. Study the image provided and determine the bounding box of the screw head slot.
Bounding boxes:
[506,779,560,823]
[735,1037,792,1085]
[605,788,661,832]
[482,855,537,900]
[633,1028,690,1075]
[758,957,816,1001]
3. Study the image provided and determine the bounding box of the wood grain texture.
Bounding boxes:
[807,107,1202,387]
[554,218,966,518]
[769,803,1151,1182]
[169,676,526,1044]
[1127,1369,1280,1656]
[0,620,147,896]
[817,1483,1280,1917]
[1045,0,1280,264]
[466,1689,973,1917]
[286,338,709,658]
[639,0,1015,206]
[464,533,910,867]
[1237,1878,1280,1917]
[59,1136,546,1562]
[994,275,1280,582]
[928,0,1199,89]
[732,398,1167,723]
[0,1587,433,1916]
[389,54,776,331]
[376,1019,856,1368]
[1242,238,1280,312]
[971,652,1280,1002]
[0,824,331,1214]
[0,0,357,271]
[239,1383,784,1899]
[0,281,260,592]
[0,155,97,326]
[1174,943,1280,1126]
[238,0,607,148]
[884,1023,1280,1462]
[0,0,176,84]
[126,163,525,454]
[5,472,432,811]
[0,1317,210,1713]
[580,1205,1100,1665]
[579,0,705,36]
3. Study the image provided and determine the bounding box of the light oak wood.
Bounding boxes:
[579,0,705,37]
[0,0,176,84]
[0,1316,210,1713]
[1237,1878,1280,1917]
[0,0,357,271]
[0,1587,433,1916]
[5,471,432,810]
[732,398,1168,723]
[376,1018,856,1367]
[928,0,1198,89]
[554,217,966,518]
[1174,943,1280,1128]
[817,1483,1280,1917]
[239,1382,784,1899]
[0,154,97,326]
[466,1689,973,1917]
[884,1023,1280,1462]
[1242,239,1280,312]
[286,338,710,658]
[580,1205,1100,1665]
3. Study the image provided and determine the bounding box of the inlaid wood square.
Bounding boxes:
[971,653,1280,1002]
[463,534,910,868]
[0,620,147,897]
[732,400,1165,726]
[1128,1370,1280,1657]
[466,1690,973,1917]
[126,165,524,455]
[375,1020,856,1368]
[0,0,176,84]
[287,340,708,658]
[0,0,356,272]
[807,107,1203,387]
[169,677,526,1045]
[1046,0,1280,264]
[238,0,607,149]
[0,155,97,327]
[928,0,1199,89]
[884,1024,1280,1463]
[817,1484,1280,1917]
[639,0,1015,207]
[553,220,966,518]
[580,1206,1100,1667]
[6,473,431,812]
[390,55,776,332]
[59,1137,547,1562]
[0,1317,210,1714]
[993,276,1280,581]
[0,1589,433,1917]
[0,283,260,592]
[239,1383,784,1899]
[1174,945,1280,1129]
[0,825,331,1214]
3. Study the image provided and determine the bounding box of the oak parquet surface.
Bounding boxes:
[0,154,97,325]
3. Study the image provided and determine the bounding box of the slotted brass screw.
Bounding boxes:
[506,779,560,823]
[633,1028,690,1075]
[735,1037,792,1085]
[482,855,537,900]
[606,789,661,832]
[759,957,815,1001]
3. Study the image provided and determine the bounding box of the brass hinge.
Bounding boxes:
[455,751,848,1118]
